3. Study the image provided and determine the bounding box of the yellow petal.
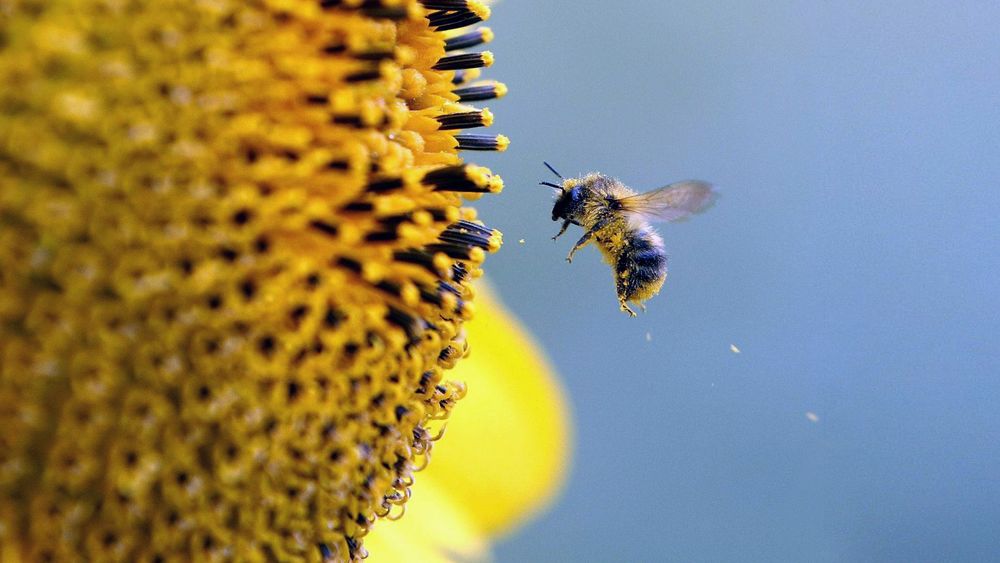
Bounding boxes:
[367,282,571,560]
[438,283,571,536]
[364,478,487,563]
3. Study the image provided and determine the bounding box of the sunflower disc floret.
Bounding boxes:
[0,0,506,560]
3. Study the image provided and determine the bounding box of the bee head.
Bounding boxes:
[540,161,585,222]
[550,184,584,222]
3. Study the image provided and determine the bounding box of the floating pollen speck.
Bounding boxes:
[730,344,741,354]
[518,238,525,244]
[645,332,652,342]
[806,412,820,423]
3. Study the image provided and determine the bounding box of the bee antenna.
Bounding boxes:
[539,181,562,191]
[543,161,564,179]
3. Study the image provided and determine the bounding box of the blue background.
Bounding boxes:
[470,1,1000,561]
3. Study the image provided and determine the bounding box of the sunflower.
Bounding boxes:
[0,0,564,561]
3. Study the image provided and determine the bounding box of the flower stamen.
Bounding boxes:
[445,27,495,51]
[436,108,494,130]
[455,133,511,151]
[454,81,509,102]
[425,3,491,31]
[433,51,495,71]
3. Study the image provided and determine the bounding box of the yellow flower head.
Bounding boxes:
[0,0,521,560]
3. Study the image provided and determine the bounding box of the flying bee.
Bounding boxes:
[541,162,715,317]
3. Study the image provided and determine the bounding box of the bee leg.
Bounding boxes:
[618,298,637,317]
[552,220,572,241]
[637,303,647,313]
[566,231,594,263]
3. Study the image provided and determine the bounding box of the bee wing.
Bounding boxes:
[618,181,715,223]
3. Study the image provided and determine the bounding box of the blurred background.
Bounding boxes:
[469,1,1000,561]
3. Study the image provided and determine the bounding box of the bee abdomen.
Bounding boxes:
[614,231,667,303]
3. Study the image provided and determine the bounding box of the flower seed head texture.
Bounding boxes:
[0,0,507,560]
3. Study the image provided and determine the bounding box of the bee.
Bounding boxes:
[541,162,715,317]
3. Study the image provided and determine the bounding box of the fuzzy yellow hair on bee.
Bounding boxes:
[541,162,715,316]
